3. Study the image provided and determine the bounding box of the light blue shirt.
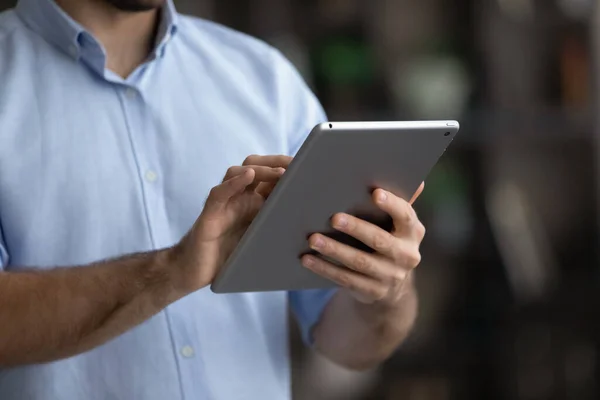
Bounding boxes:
[0,0,337,398]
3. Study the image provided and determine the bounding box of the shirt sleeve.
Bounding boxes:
[272,48,339,346]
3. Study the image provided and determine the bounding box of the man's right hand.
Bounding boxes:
[170,160,288,293]
[0,156,292,366]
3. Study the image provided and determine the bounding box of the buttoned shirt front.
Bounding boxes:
[0,1,337,399]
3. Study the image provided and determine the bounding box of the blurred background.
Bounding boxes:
[2,0,598,398]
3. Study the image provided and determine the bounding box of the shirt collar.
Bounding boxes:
[15,0,178,66]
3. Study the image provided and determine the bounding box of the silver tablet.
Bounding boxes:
[211,120,460,293]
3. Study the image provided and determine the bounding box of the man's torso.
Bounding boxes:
[0,3,324,398]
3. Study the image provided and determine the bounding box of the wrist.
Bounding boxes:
[102,249,189,309]
[351,278,416,320]
[161,243,209,296]
[132,248,188,306]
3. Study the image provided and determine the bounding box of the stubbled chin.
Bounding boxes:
[102,0,166,12]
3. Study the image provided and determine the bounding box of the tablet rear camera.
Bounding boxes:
[444,131,451,136]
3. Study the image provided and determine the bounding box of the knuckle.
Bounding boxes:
[414,221,426,240]
[225,166,238,178]
[392,269,406,284]
[406,251,422,269]
[353,254,371,273]
[390,246,405,264]
[335,272,351,287]
[368,286,387,301]
[372,232,392,252]
[208,186,219,197]
[243,155,258,165]
[391,246,421,269]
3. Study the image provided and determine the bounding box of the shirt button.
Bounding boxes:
[125,88,137,99]
[180,346,195,358]
[144,170,158,182]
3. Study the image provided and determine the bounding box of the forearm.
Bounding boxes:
[0,249,184,367]
[313,280,418,371]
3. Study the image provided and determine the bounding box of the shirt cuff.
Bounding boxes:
[289,288,338,346]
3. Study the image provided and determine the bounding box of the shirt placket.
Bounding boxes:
[116,83,211,400]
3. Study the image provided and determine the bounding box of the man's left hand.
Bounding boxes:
[302,184,425,306]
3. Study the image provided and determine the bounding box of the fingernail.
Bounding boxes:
[311,236,325,249]
[302,256,315,267]
[334,216,348,228]
[276,167,285,174]
[377,190,388,203]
